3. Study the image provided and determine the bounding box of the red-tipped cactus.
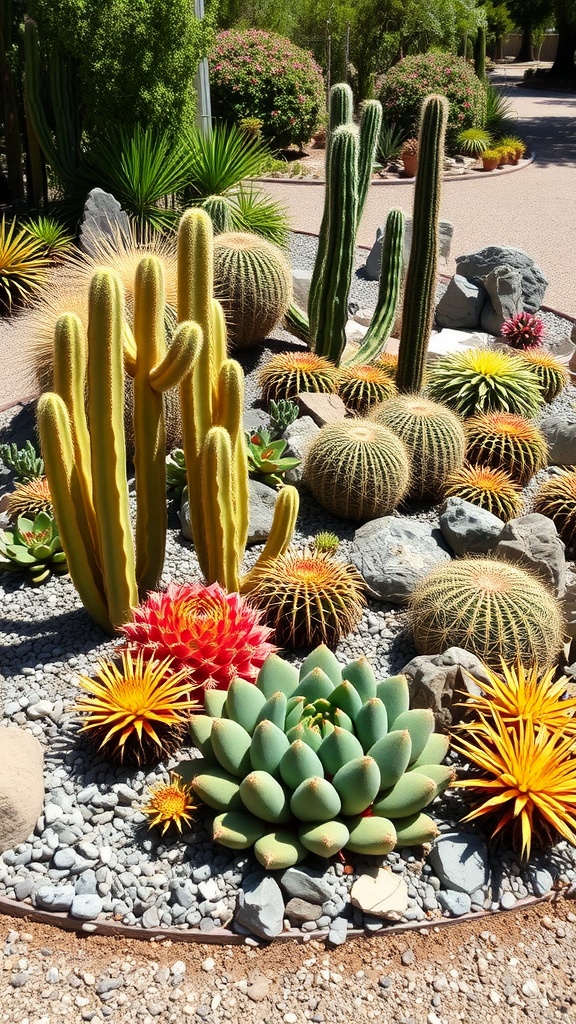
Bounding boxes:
[500,312,545,350]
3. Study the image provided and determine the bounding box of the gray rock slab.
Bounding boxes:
[235,873,285,939]
[284,897,323,923]
[492,513,565,596]
[428,833,489,894]
[480,265,523,335]
[279,867,333,905]
[79,188,131,256]
[541,413,576,465]
[365,217,453,280]
[327,916,348,946]
[401,647,489,730]
[455,246,548,313]
[439,497,504,555]
[292,268,312,311]
[350,517,452,603]
[296,392,348,426]
[33,883,75,912]
[435,275,486,330]
[283,415,320,484]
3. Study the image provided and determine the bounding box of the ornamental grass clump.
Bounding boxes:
[533,469,576,547]
[241,547,366,648]
[177,645,451,869]
[465,412,548,485]
[409,558,564,671]
[120,581,276,690]
[258,351,339,403]
[424,348,543,419]
[0,216,50,313]
[519,349,568,403]
[443,464,523,522]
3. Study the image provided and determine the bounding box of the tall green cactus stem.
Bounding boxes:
[23,19,79,185]
[344,208,405,366]
[356,101,383,224]
[312,124,359,361]
[0,0,25,204]
[396,95,448,394]
[474,26,486,81]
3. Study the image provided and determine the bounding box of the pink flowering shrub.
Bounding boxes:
[209,30,325,150]
[379,53,486,151]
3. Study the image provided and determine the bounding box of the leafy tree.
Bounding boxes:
[506,0,554,61]
[550,0,576,77]
[480,2,514,60]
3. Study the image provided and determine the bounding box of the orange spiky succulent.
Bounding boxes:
[142,773,196,835]
[336,364,397,413]
[243,547,365,647]
[452,712,576,859]
[443,463,523,522]
[120,581,276,690]
[519,349,568,403]
[75,652,199,766]
[465,412,548,485]
[457,661,576,735]
[4,476,53,524]
[533,469,576,547]
[258,351,339,402]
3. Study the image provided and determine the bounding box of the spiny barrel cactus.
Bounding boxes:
[533,469,576,547]
[213,232,292,348]
[336,364,397,413]
[443,464,523,522]
[370,395,466,499]
[258,351,339,403]
[304,419,411,521]
[465,411,548,485]
[409,558,564,670]
[519,349,568,404]
[177,645,450,869]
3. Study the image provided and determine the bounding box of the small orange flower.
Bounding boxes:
[142,774,196,835]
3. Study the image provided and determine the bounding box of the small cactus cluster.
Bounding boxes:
[465,412,548,485]
[500,311,544,350]
[213,232,292,348]
[178,646,450,870]
[370,395,466,499]
[533,469,576,548]
[443,464,523,522]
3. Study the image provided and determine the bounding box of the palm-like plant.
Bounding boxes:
[484,82,517,139]
[23,216,74,261]
[457,127,493,157]
[0,217,50,313]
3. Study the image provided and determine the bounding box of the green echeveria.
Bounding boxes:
[179,645,452,870]
[0,512,67,584]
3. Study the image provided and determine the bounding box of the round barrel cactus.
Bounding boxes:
[177,645,451,870]
[213,232,293,348]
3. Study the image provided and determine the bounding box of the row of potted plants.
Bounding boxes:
[399,132,527,177]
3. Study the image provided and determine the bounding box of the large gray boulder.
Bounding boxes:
[0,728,44,852]
[365,216,453,280]
[435,275,487,330]
[283,415,320,484]
[480,265,523,335]
[540,414,576,465]
[455,245,548,312]
[439,497,504,555]
[350,517,452,603]
[492,513,566,597]
[401,647,489,731]
[79,188,131,256]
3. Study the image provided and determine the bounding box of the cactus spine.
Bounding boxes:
[396,95,448,393]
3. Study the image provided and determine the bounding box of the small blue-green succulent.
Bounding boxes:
[0,512,67,584]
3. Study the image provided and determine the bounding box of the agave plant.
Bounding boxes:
[23,216,74,261]
[0,512,67,584]
[245,429,301,488]
[457,127,493,157]
[208,185,289,246]
[177,645,452,869]
[0,217,50,313]
[484,81,517,138]
[424,348,544,419]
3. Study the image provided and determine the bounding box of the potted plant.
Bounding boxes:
[497,135,526,164]
[497,144,515,166]
[400,137,419,177]
[481,148,501,171]
[456,127,493,158]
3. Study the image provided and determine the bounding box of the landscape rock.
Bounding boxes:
[33,883,75,912]
[279,867,333,905]
[480,265,523,335]
[0,728,44,852]
[350,517,452,603]
[283,415,320,484]
[540,413,576,464]
[79,188,131,256]
[284,897,323,923]
[292,268,312,311]
[296,392,348,426]
[437,890,472,916]
[401,647,489,730]
[350,868,409,920]
[439,497,505,555]
[180,478,278,543]
[70,894,103,920]
[235,873,285,939]
[365,217,453,280]
[327,916,348,946]
[492,513,566,596]
[435,275,486,330]
[428,833,489,894]
[455,246,548,312]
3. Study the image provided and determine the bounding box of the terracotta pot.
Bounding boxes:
[401,153,418,177]
[482,156,499,171]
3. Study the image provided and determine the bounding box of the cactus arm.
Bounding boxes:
[241,485,299,593]
[215,359,250,557]
[149,320,201,392]
[356,100,383,226]
[344,208,405,366]
[87,270,138,628]
[396,95,448,394]
[23,20,77,185]
[211,299,227,372]
[122,324,137,378]
[202,427,239,592]
[311,125,359,364]
[283,303,311,345]
[37,394,111,632]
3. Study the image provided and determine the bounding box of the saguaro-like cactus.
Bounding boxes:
[396,95,448,394]
[23,18,80,187]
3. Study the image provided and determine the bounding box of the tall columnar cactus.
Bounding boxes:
[474,26,486,81]
[177,645,450,870]
[396,95,448,394]
[344,208,405,366]
[37,263,199,633]
[23,19,80,186]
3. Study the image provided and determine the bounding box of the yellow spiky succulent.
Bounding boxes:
[75,651,199,766]
[443,463,523,522]
[5,476,53,524]
[142,774,197,835]
[425,347,543,419]
[457,661,576,735]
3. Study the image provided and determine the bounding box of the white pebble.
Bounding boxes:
[202,958,215,972]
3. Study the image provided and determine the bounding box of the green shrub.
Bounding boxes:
[209,29,325,150]
[379,53,486,151]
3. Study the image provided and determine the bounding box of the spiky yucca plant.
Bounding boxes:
[465,412,548,485]
[520,349,568,403]
[4,476,53,524]
[75,652,199,766]
[424,348,543,419]
[452,714,576,859]
[304,419,411,521]
[143,774,197,835]
[409,558,564,671]
[533,470,576,547]
[457,661,576,736]
[456,127,492,156]
[370,395,466,499]
[500,311,544,350]
[120,581,276,689]
[242,548,365,648]
[1,217,50,312]
[336,364,397,413]
[443,464,523,522]
[23,217,74,261]
[258,351,339,402]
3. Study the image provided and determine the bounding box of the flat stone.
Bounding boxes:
[350,517,452,603]
[26,700,54,720]
[296,392,348,426]
[327,917,348,946]
[437,890,472,916]
[70,894,103,920]
[435,275,486,330]
[540,414,576,465]
[284,897,323,923]
[0,728,44,852]
[365,217,453,280]
[455,246,548,312]
[246,977,272,1001]
[350,868,408,920]
[402,647,489,730]
[492,513,565,596]
[279,867,332,905]
[33,884,75,912]
[439,497,504,555]
[283,416,320,484]
[142,906,161,929]
[480,265,523,335]
[235,873,285,939]
[428,833,489,894]
[528,867,554,896]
